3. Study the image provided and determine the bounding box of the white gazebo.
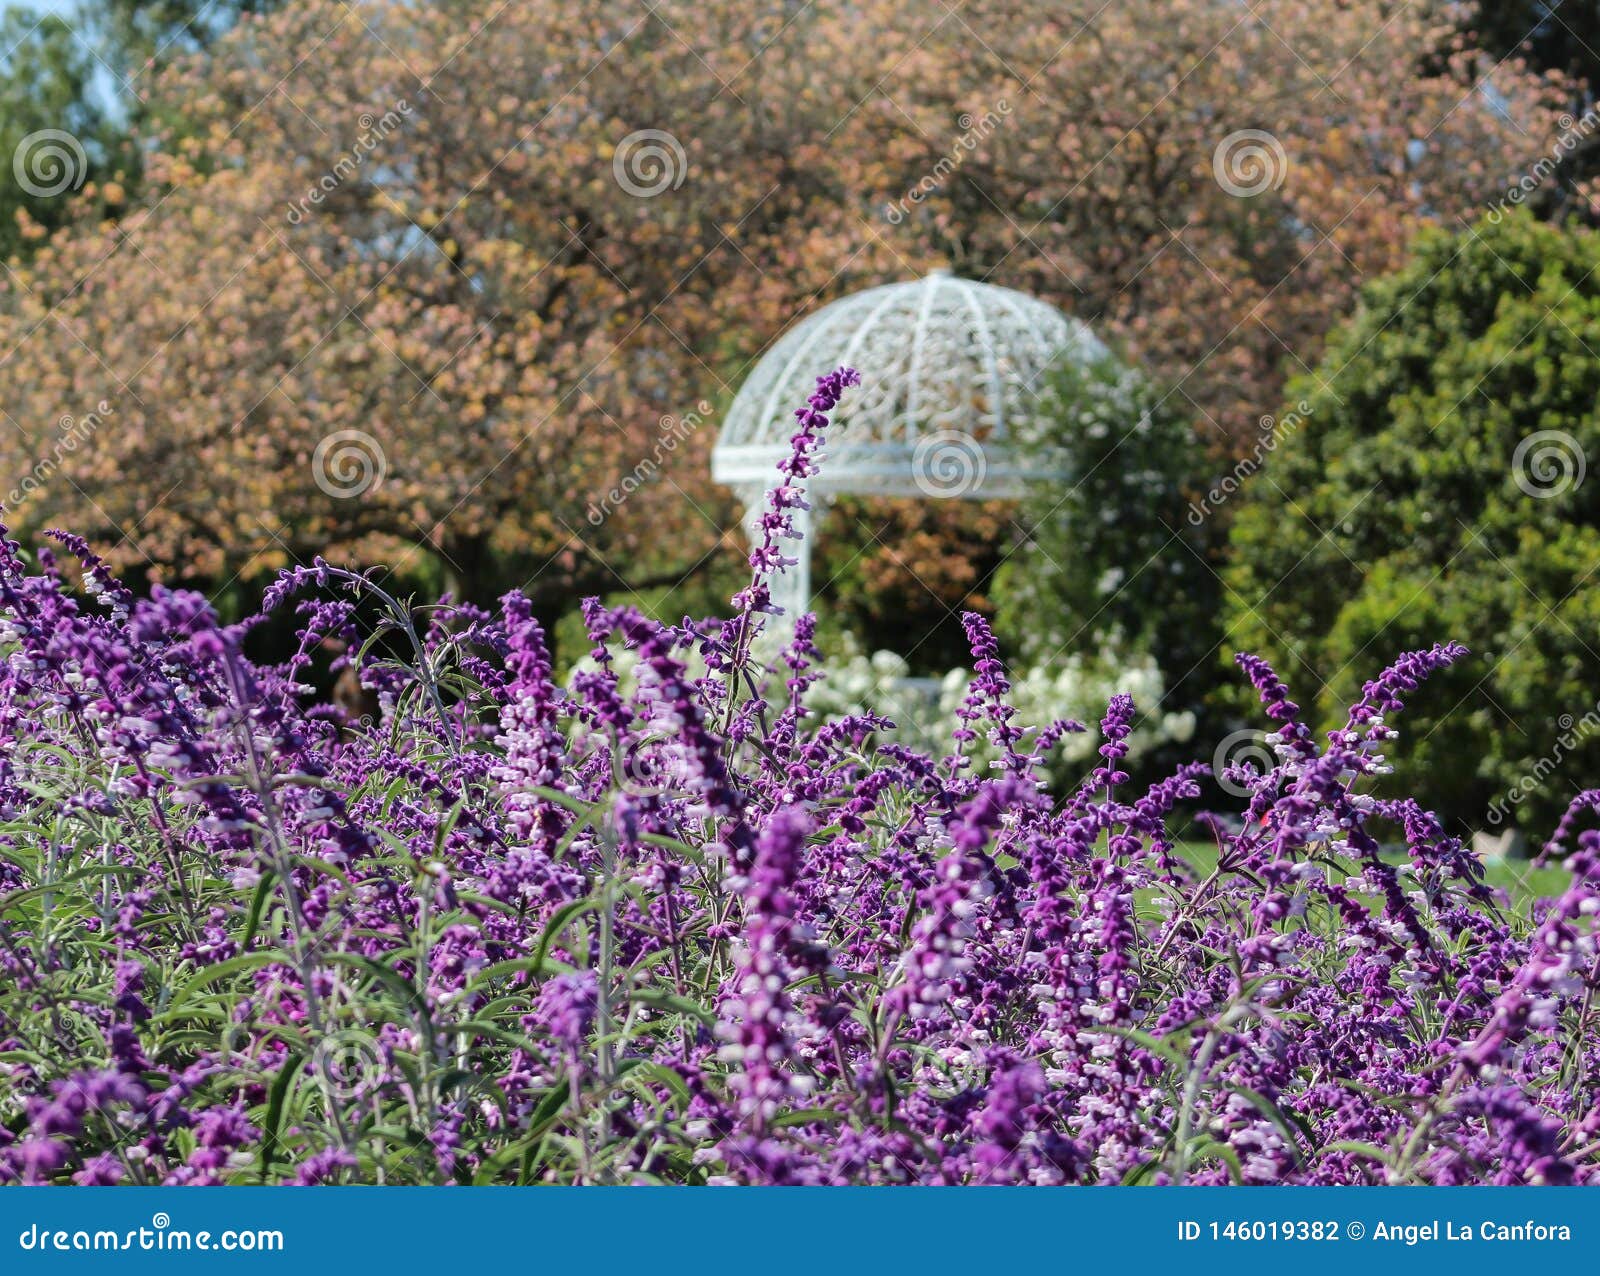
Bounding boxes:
[712,269,1106,620]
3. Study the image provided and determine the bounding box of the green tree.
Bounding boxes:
[0,9,124,260]
[91,0,283,78]
[995,356,1218,708]
[1225,211,1600,835]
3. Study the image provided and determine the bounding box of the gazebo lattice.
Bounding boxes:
[712,270,1105,621]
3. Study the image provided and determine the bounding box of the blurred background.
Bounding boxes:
[3,0,1599,841]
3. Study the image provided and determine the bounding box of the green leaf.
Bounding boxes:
[241,870,276,951]
[625,987,716,1026]
[525,1081,570,1137]
[1320,1139,1396,1169]
[617,1061,693,1110]
[769,1106,846,1130]
[258,1052,305,1181]
[1188,1137,1244,1183]
[166,951,289,1009]
[530,898,598,973]
[323,952,425,1012]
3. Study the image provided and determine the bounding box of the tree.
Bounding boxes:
[0,10,126,261]
[0,0,1561,618]
[1455,1,1600,223]
[814,497,1018,671]
[90,0,285,79]
[0,0,912,606]
[1463,2,1600,102]
[868,0,1561,453]
[994,356,1217,704]
[1224,212,1600,834]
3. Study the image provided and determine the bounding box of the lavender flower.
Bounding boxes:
[0,445,1594,1185]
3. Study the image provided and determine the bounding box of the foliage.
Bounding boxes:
[0,0,1562,609]
[1224,212,1600,835]
[1463,0,1600,80]
[2,371,1598,1186]
[1451,2,1600,224]
[813,497,1017,672]
[867,0,1561,447]
[995,356,1217,704]
[0,10,128,262]
[0,0,909,603]
[802,631,1196,777]
[90,0,286,79]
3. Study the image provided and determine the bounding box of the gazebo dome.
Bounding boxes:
[712,270,1107,622]
[713,270,1104,500]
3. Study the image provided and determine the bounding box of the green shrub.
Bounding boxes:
[995,355,1218,716]
[1225,210,1600,834]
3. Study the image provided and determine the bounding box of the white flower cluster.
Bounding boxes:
[805,634,1196,767]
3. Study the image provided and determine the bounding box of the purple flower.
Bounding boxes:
[0,472,1594,1186]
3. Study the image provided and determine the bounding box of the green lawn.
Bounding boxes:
[1480,857,1572,905]
[1169,841,1571,912]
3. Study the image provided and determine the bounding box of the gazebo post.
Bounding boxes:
[741,483,822,627]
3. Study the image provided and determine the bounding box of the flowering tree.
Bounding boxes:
[0,1,907,601]
[0,0,1559,607]
[869,0,1560,445]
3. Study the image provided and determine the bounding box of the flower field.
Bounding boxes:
[0,370,1596,1187]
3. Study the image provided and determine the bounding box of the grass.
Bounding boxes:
[1170,841,1571,914]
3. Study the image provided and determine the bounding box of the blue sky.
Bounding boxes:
[5,0,126,114]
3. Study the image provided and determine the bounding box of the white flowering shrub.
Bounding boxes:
[806,633,1195,769]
